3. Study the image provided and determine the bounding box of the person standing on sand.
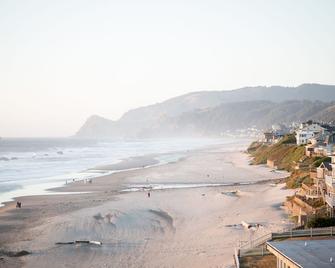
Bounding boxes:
[146,178,151,198]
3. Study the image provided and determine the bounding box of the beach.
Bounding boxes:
[0,142,293,268]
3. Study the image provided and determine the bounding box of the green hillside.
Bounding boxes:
[247,134,325,188]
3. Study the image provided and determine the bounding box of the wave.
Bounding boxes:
[0,137,236,205]
[122,181,255,192]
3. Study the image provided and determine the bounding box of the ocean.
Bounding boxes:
[0,137,238,206]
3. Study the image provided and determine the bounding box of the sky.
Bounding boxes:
[1,0,335,137]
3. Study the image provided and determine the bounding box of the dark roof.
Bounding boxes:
[321,124,335,133]
[320,162,332,171]
[267,240,335,268]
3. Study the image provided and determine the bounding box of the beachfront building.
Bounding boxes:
[305,144,334,157]
[305,144,316,157]
[264,131,275,143]
[285,159,334,224]
[296,129,316,145]
[305,132,335,157]
[324,156,335,217]
[263,124,291,144]
[295,122,325,145]
[267,240,335,268]
[317,162,332,180]
[284,194,324,225]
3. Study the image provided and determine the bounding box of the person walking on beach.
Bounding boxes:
[147,192,151,198]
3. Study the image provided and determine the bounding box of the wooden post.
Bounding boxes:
[311,227,313,238]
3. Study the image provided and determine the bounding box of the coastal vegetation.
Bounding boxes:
[247,134,303,170]
[247,134,329,189]
[248,128,335,236]
[307,217,335,228]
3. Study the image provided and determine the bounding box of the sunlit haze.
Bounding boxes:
[1,0,335,137]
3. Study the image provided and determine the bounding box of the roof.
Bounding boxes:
[321,124,335,133]
[319,162,332,171]
[267,240,335,268]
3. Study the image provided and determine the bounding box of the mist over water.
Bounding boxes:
[0,137,242,205]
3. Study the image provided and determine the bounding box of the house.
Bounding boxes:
[285,160,333,224]
[295,122,325,145]
[305,144,315,157]
[323,156,335,217]
[306,132,335,157]
[263,124,291,144]
[264,131,275,143]
[317,162,332,180]
[299,183,323,200]
[272,124,290,138]
[296,129,317,145]
[285,195,323,225]
[312,162,331,199]
[321,124,335,136]
[314,146,331,157]
[324,132,335,145]
[305,144,334,157]
[267,240,335,268]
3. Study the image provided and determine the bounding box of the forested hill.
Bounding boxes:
[76,84,335,138]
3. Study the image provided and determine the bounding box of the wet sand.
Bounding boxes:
[0,143,293,268]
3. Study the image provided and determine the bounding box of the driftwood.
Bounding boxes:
[0,250,30,257]
[56,240,102,246]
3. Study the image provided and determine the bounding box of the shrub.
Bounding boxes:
[307,217,335,228]
[312,157,331,168]
[278,134,296,145]
[302,176,313,186]
[286,172,309,189]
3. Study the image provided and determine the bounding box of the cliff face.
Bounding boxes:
[247,135,305,170]
[76,115,119,138]
[247,135,310,189]
[75,84,335,138]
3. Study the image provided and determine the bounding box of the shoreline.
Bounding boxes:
[0,139,245,206]
[0,141,292,268]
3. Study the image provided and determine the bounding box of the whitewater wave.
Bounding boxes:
[122,181,255,192]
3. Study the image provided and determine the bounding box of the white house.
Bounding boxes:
[295,123,325,145]
[323,156,335,216]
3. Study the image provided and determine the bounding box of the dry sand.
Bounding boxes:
[0,143,293,268]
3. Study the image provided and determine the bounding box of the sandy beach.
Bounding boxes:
[0,142,293,268]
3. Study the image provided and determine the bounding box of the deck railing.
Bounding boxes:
[240,226,335,251]
[234,226,335,267]
[325,194,335,207]
[325,175,335,188]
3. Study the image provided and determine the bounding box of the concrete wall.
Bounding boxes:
[267,159,277,169]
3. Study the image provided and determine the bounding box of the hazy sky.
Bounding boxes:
[1,0,335,137]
